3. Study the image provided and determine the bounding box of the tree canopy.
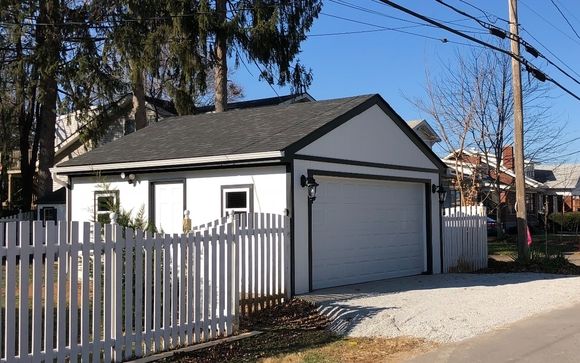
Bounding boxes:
[0,0,321,211]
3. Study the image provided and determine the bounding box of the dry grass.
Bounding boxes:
[261,336,436,363]
[166,299,436,363]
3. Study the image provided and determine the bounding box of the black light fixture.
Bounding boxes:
[432,184,447,205]
[300,175,319,201]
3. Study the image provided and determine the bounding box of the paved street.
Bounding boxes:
[410,303,580,363]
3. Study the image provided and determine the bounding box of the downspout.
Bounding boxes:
[50,167,70,189]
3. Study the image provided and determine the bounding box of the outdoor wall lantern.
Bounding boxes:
[301,175,319,201]
[120,172,137,185]
[432,184,447,205]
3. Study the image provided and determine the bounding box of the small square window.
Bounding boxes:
[222,185,252,217]
[94,191,118,224]
[226,191,247,209]
[97,196,115,212]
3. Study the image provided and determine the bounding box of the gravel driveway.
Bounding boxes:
[302,273,580,343]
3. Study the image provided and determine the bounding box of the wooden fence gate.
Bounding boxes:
[442,205,488,272]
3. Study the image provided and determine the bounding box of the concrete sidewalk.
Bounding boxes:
[410,303,580,363]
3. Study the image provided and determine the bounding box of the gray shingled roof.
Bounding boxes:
[535,164,580,190]
[58,95,375,167]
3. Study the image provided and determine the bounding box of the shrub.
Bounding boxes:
[549,211,580,233]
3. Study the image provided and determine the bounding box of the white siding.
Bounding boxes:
[297,105,437,169]
[69,166,287,227]
[292,159,441,294]
[185,167,287,226]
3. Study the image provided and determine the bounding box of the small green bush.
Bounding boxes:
[549,211,580,233]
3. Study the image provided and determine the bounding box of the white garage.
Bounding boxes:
[311,175,428,290]
[56,93,446,296]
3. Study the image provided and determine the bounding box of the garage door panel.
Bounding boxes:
[312,176,426,290]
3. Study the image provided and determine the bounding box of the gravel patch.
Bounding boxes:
[303,273,580,343]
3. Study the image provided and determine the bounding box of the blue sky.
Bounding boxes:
[230,0,580,160]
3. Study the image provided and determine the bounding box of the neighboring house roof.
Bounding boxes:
[194,93,314,113]
[407,119,442,144]
[534,164,580,191]
[55,94,447,173]
[443,149,544,189]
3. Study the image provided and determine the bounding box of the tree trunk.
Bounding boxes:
[15,27,34,211]
[214,0,228,113]
[37,77,57,200]
[36,0,60,201]
[131,65,147,130]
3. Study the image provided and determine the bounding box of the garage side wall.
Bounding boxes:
[69,165,288,227]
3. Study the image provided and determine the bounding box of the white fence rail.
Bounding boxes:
[442,205,488,273]
[0,213,290,362]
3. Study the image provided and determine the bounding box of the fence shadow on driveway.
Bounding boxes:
[316,303,394,336]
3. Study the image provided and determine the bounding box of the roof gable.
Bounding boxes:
[57,95,375,169]
[56,94,447,173]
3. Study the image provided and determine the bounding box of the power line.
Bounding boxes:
[435,0,580,87]
[375,0,580,102]
[328,0,487,33]
[552,0,580,27]
[320,12,487,44]
[520,26,580,80]
[519,0,580,47]
[457,0,509,24]
[549,0,580,40]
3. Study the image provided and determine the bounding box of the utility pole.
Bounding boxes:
[508,0,529,261]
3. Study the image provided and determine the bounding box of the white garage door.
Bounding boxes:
[312,176,426,290]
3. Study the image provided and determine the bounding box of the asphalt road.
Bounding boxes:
[410,303,580,363]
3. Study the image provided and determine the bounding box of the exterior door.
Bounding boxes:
[311,176,426,290]
[153,182,185,234]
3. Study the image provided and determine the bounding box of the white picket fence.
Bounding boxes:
[0,212,290,362]
[442,205,488,272]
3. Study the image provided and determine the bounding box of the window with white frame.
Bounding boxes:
[222,185,253,217]
[94,191,119,224]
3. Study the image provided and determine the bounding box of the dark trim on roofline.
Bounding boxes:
[283,94,447,172]
[306,169,433,292]
[293,154,441,174]
[59,159,286,177]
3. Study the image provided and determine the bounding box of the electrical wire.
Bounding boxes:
[549,0,580,40]
[457,0,509,24]
[521,26,580,79]
[376,0,580,102]
[519,0,580,47]
[328,0,486,33]
[320,12,488,44]
[435,0,580,87]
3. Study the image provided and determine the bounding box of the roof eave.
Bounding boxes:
[54,150,285,175]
